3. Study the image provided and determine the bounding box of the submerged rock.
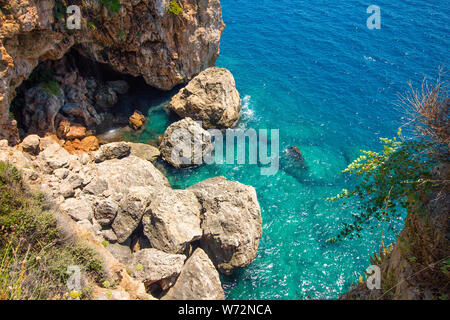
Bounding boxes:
[189,177,263,274]
[163,248,224,300]
[159,118,213,168]
[168,67,241,129]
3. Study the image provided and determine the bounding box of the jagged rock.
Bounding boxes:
[22,135,40,155]
[94,199,119,227]
[107,80,130,95]
[129,111,146,131]
[95,87,118,109]
[143,188,202,254]
[159,118,213,168]
[106,243,133,265]
[57,120,87,140]
[131,249,186,288]
[189,177,262,274]
[163,248,225,300]
[112,186,156,243]
[94,156,170,198]
[64,136,100,155]
[37,143,72,174]
[168,67,241,129]
[102,229,118,243]
[93,142,131,163]
[22,86,64,136]
[60,198,93,222]
[128,142,160,163]
[53,168,70,180]
[1,0,225,144]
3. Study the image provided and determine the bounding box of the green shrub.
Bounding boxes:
[0,162,104,300]
[99,0,122,14]
[326,130,440,241]
[169,0,182,15]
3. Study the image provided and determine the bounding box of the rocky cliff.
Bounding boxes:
[0,0,225,144]
[343,163,450,300]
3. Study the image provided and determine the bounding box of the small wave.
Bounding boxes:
[241,95,255,121]
[363,56,376,62]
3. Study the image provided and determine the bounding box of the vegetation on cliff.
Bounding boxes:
[333,73,449,299]
[0,162,103,300]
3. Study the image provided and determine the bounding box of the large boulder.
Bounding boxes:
[112,186,156,243]
[189,177,262,274]
[21,135,40,155]
[131,249,186,289]
[159,118,213,168]
[163,248,224,300]
[93,156,170,198]
[60,198,93,222]
[37,142,72,174]
[128,142,160,163]
[168,67,241,129]
[143,188,202,254]
[93,142,131,163]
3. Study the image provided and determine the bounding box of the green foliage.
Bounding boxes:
[54,1,66,21]
[99,0,122,14]
[327,129,440,241]
[169,0,182,15]
[26,66,61,97]
[0,162,103,300]
[41,80,61,96]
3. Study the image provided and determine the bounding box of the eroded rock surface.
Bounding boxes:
[0,0,225,144]
[168,67,241,129]
[163,248,224,300]
[143,188,202,254]
[189,177,263,274]
[159,117,213,168]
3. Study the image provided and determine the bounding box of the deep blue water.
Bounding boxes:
[133,0,449,299]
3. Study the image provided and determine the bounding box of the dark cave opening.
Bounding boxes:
[10,48,178,141]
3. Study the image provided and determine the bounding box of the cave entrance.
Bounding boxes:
[10,49,177,145]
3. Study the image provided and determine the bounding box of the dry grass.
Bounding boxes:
[0,161,103,300]
[399,70,450,158]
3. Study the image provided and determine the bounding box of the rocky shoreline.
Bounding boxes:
[0,134,263,300]
[0,0,265,300]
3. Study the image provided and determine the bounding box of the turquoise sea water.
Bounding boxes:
[129,0,449,299]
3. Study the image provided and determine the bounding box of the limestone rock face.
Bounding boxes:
[37,142,72,173]
[21,134,40,154]
[143,188,203,254]
[0,0,225,144]
[159,118,213,168]
[93,142,131,163]
[94,156,170,197]
[189,177,262,274]
[127,142,160,163]
[112,186,157,243]
[60,198,93,222]
[168,67,241,129]
[163,248,224,300]
[131,248,186,287]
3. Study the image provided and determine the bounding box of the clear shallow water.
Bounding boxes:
[131,0,449,299]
